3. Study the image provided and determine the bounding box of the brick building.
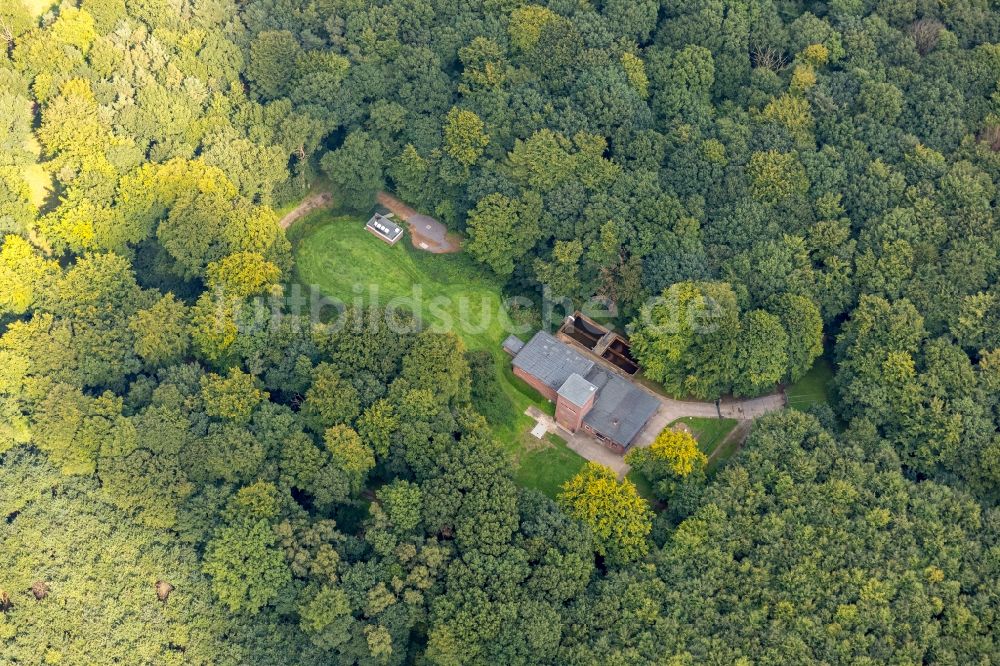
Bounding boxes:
[504,331,659,453]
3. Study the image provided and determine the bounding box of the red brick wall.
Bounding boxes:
[556,391,596,432]
[555,397,584,431]
[513,367,557,402]
[514,366,628,453]
[582,424,625,454]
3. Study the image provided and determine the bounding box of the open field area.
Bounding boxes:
[786,358,835,411]
[291,211,578,493]
[514,433,587,499]
[673,416,740,456]
[22,164,51,210]
[21,137,52,210]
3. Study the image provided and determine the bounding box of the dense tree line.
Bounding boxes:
[1,0,998,663]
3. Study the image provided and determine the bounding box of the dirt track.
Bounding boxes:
[278,192,334,229]
[376,192,462,253]
[279,191,462,254]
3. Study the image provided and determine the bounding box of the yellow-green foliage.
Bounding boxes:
[0,351,31,452]
[508,5,557,52]
[0,451,264,663]
[200,368,267,425]
[188,291,240,363]
[324,425,375,484]
[48,6,96,53]
[507,129,620,192]
[0,235,58,316]
[206,251,282,298]
[129,294,190,367]
[761,94,814,145]
[800,43,829,66]
[747,150,810,205]
[632,429,708,478]
[558,462,652,564]
[621,52,649,98]
[443,107,489,167]
[790,64,817,93]
[702,138,727,165]
[37,78,108,156]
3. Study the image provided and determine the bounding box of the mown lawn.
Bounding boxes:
[292,212,567,492]
[670,416,739,457]
[786,357,834,411]
[513,434,587,499]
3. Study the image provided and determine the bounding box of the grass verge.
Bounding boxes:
[669,417,739,457]
[625,470,658,505]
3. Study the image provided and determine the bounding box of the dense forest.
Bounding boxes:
[1,0,999,663]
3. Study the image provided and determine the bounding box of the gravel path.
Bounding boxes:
[376,191,462,253]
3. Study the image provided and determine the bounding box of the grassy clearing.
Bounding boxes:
[669,416,739,457]
[706,426,746,475]
[292,212,570,492]
[21,137,53,210]
[23,164,52,210]
[22,0,55,18]
[786,357,834,411]
[513,434,587,499]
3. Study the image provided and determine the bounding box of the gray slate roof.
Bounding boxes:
[511,331,659,447]
[557,373,597,406]
[512,331,594,391]
[582,368,659,447]
[502,334,525,355]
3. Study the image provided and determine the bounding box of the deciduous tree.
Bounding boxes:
[558,462,652,564]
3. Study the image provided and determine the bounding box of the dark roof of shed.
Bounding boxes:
[512,331,594,391]
[502,334,525,355]
[583,367,660,447]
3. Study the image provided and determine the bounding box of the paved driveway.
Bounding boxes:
[630,391,787,450]
[525,388,787,478]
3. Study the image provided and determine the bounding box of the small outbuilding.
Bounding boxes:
[502,334,526,356]
[366,213,404,245]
